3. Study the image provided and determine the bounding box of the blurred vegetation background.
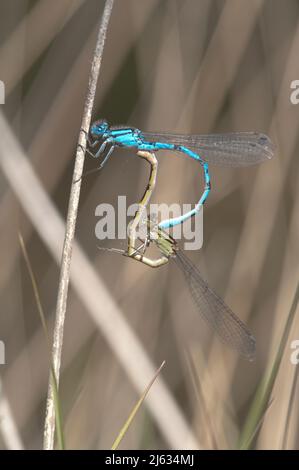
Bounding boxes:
[0,0,298,450]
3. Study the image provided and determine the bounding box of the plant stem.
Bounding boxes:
[43,0,115,450]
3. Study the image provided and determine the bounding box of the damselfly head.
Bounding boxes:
[90,119,109,137]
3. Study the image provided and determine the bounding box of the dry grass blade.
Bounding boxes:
[18,233,64,450]
[239,398,274,450]
[238,282,299,449]
[43,0,114,450]
[0,0,85,96]
[186,353,218,450]
[281,365,299,449]
[0,379,24,450]
[111,361,166,450]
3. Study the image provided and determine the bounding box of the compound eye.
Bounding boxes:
[98,119,108,131]
[91,119,108,136]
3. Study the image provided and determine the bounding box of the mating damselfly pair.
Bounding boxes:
[85,120,274,359]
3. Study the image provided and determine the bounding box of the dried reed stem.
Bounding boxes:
[43,0,115,450]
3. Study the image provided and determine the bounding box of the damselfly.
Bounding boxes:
[102,220,256,360]
[87,120,274,229]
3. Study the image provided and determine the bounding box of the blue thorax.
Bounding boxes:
[90,119,203,161]
[90,119,144,148]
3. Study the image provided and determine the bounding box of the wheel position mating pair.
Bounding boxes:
[83,119,274,360]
